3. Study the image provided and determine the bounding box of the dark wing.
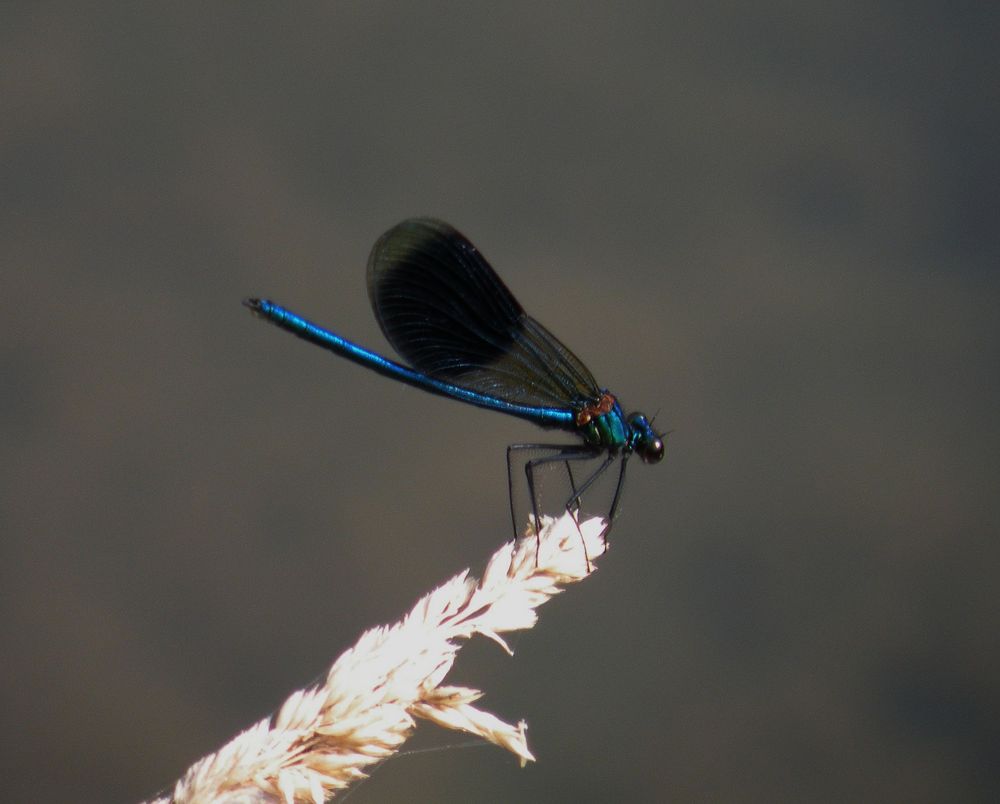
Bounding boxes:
[367,218,600,409]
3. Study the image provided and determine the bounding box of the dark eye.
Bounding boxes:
[644,437,665,464]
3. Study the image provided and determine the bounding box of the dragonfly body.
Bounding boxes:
[247,218,664,533]
[247,298,576,427]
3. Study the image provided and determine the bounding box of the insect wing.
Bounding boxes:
[367,218,600,409]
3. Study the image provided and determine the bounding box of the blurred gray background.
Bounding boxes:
[2,3,997,802]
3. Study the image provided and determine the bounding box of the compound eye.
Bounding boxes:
[644,437,665,464]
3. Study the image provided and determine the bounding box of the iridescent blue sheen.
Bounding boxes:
[246,218,664,532]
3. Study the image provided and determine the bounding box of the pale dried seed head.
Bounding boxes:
[145,513,606,803]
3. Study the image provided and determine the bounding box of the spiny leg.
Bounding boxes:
[565,459,580,515]
[553,451,619,568]
[598,454,630,551]
[562,450,617,513]
[507,443,604,565]
[506,443,600,537]
[523,446,607,568]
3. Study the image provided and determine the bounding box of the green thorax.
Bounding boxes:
[576,393,629,450]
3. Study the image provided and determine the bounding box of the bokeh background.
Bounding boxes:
[2,4,997,802]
